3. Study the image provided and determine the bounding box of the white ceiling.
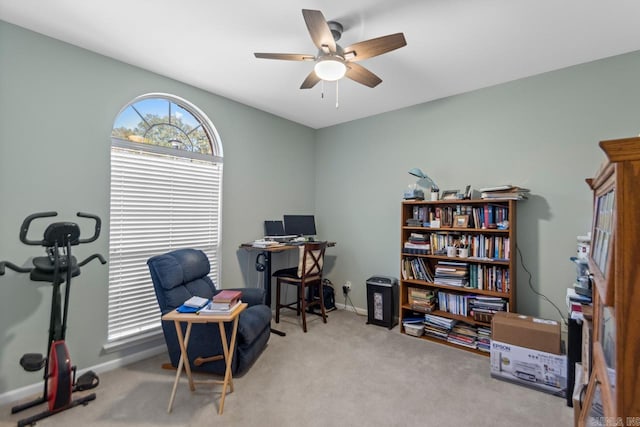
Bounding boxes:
[2,0,640,129]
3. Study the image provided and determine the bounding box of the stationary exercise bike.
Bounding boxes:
[0,212,106,427]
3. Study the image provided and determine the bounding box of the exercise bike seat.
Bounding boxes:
[31,256,80,283]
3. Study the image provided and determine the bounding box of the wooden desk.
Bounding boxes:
[239,242,336,336]
[161,303,247,415]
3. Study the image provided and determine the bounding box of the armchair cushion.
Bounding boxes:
[148,248,270,376]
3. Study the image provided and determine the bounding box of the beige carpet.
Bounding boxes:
[1,309,573,426]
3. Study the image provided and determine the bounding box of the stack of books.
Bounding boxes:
[177,295,210,313]
[434,261,469,287]
[252,239,283,248]
[479,185,530,200]
[406,218,422,227]
[403,233,430,254]
[408,287,435,313]
[199,290,242,314]
[476,326,491,352]
[447,323,478,349]
[423,314,456,340]
[468,296,508,322]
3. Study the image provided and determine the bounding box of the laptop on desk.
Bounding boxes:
[264,220,296,242]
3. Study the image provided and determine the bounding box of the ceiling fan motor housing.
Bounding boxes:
[327,20,343,42]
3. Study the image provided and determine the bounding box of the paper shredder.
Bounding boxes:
[366,276,398,329]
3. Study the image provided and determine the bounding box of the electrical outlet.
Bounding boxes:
[345,281,351,289]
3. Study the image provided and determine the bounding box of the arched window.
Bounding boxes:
[108,93,223,344]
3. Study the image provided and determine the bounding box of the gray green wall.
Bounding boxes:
[0,20,315,396]
[315,50,640,324]
[3,18,640,398]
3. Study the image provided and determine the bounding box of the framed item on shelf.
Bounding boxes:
[440,190,459,200]
[463,185,472,199]
[453,214,469,228]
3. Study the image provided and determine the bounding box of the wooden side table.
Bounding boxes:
[161,303,247,414]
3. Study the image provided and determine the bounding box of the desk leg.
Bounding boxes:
[217,317,239,414]
[168,320,194,413]
[261,250,286,337]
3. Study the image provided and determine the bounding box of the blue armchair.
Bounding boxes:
[147,248,270,376]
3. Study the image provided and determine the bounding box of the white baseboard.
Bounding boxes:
[0,345,166,407]
[335,302,367,316]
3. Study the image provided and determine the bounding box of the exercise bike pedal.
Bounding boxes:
[74,370,99,391]
[20,353,46,372]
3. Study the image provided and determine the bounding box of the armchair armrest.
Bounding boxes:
[224,287,265,306]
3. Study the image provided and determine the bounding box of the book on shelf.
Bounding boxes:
[478,185,530,193]
[409,287,436,312]
[479,185,530,200]
[434,260,469,287]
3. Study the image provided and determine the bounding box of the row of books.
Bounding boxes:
[408,204,510,229]
[470,205,509,229]
[436,292,508,318]
[403,234,510,260]
[402,257,434,282]
[405,313,491,352]
[468,235,510,260]
[468,264,511,293]
[402,258,511,293]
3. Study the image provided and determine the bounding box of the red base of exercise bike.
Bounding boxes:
[48,340,72,411]
[12,341,98,427]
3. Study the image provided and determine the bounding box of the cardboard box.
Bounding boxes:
[490,312,567,397]
[492,311,562,354]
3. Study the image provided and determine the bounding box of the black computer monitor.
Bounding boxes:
[283,215,317,237]
[264,220,286,236]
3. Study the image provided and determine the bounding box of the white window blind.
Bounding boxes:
[108,146,222,342]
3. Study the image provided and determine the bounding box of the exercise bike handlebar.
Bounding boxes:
[19,211,102,246]
[0,261,33,276]
[78,254,107,267]
[76,212,102,244]
[19,211,58,246]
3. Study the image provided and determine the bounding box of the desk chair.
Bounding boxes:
[273,241,327,333]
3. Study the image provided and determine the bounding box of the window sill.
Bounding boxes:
[103,329,164,353]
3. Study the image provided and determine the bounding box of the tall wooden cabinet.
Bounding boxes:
[399,198,517,355]
[578,137,640,425]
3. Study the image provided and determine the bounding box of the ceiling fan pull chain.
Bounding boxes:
[321,80,325,99]
[336,80,339,109]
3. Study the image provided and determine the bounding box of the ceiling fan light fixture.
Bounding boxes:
[314,57,347,81]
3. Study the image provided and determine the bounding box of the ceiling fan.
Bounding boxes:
[254,9,407,89]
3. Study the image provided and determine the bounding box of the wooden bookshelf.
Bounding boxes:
[399,198,517,356]
[578,137,640,426]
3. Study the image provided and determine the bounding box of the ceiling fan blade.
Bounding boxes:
[345,63,382,88]
[300,70,321,89]
[302,9,336,53]
[254,53,315,61]
[344,33,407,62]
